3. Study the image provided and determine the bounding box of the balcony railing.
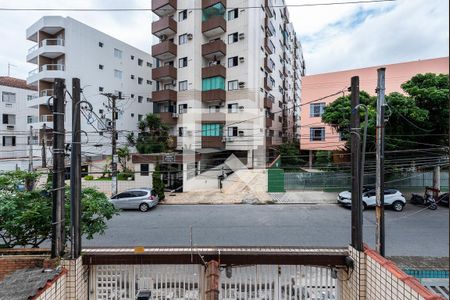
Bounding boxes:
[28,44,39,54]
[264,97,273,109]
[202,0,227,8]
[202,89,226,102]
[28,68,39,77]
[202,136,225,149]
[264,37,275,55]
[202,39,226,58]
[40,64,65,72]
[39,115,54,122]
[152,40,177,60]
[152,65,177,81]
[40,38,65,47]
[202,15,226,37]
[264,57,274,73]
[152,0,177,17]
[202,64,226,79]
[158,112,178,125]
[40,89,54,97]
[152,89,177,103]
[152,16,177,38]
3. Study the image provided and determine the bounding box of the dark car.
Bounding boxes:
[438,193,449,207]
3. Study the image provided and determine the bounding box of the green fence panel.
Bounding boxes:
[268,168,285,193]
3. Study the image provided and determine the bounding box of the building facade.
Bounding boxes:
[151,0,305,173]
[300,57,449,153]
[0,77,39,171]
[26,16,154,159]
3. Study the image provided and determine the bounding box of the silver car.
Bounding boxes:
[109,188,159,212]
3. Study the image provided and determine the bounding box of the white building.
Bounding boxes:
[26,16,154,159]
[0,77,40,171]
[148,0,305,190]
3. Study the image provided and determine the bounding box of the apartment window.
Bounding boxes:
[179,104,188,114]
[147,62,152,68]
[279,131,283,138]
[138,77,143,85]
[138,96,143,103]
[228,8,238,20]
[114,48,122,59]
[2,92,16,103]
[27,95,34,101]
[99,42,104,47]
[147,80,152,85]
[310,103,326,117]
[131,55,135,60]
[179,34,188,45]
[99,64,104,70]
[145,98,150,103]
[131,75,135,80]
[99,87,104,92]
[138,59,143,66]
[228,56,239,67]
[179,57,188,68]
[140,164,149,176]
[228,80,239,91]
[228,127,238,137]
[179,80,188,91]
[202,124,223,137]
[228,103,238,113]
[209,105,220,113]
[131,94,135,98]
[202,77,225,91]
[131,113,135,118]
[2,136,16,146]
[138,114,144,121]
[310,127,325,141]
[2,114,16,125]
[179,9,188,21]
[178,127,187,137]
[114,69,122,79]
[228,32,239,44]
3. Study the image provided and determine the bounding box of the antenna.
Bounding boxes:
[7,63,17,76]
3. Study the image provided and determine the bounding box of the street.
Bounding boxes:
[84,204,449,257]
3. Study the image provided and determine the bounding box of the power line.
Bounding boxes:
[0,0,397,12]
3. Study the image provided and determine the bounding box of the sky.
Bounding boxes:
[0,0,448,79]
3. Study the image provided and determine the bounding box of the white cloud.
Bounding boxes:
[287,0,449,74]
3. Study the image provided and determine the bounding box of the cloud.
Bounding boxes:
[287,0,449,74]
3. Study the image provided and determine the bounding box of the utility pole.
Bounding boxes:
[350,76,363,251]
[51,78,66,258]
[42,124,47,168]
[102,92,121,196]
[375,68,386,256]
[28,125,34,172]
[70,78,82,258]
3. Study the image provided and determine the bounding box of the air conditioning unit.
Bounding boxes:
[6,125,14,130]
[239,33,245,40]
[187,33,193,40]
[238,81,246,88]
[160,34,168,41]
[238,131,245,137]
[239,106,245,111]
[172,113,179,118]
[239,57,245,63]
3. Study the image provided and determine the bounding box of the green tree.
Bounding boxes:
[279,142,304,170]
[128,114,171,154]
[152,164,165,200]
[0,171,118,248]
[321,73,448,152]
[117,146,130,170]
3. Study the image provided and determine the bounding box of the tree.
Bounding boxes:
[321,73,448,152]
[128,114,171,154]
[279,142,304,170]
[0,171,118,248]
[152,164,165,200]
[117,146,130,171]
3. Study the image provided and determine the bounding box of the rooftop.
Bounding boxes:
[0,76,37,91]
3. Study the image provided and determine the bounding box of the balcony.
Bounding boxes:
[202,90,226,102]
[265,18,276,37]
[27,38,65,63]
[264,57,274,73]
[264,37,275,55]
[266,117,273,128]
[152,65,177,81]
[202,0,227,8]
[264,97,273,109]
[28,114,54,129]
[152,0,177,17]
[202,136,225,149]
[283,65,288,77]
[27,89,54,108]
[266,136,273,146]
[202,39,226,59]
[152,40,177,60]
[264,76,273,91]
[27,64,65,85]
[159,112,178,126]
[202,15,226,37]
[152,89,177,103]
[202,64,226,79]
[265,0,274,18]
[152,16,177,38]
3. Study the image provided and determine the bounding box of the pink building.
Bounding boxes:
[300,57,449,153]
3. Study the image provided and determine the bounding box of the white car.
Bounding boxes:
[337,188,406,212]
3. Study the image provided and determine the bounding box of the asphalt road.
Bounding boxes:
[84,204,449,257]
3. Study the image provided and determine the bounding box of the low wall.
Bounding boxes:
[32,269,68,300]
[82,177,152,196]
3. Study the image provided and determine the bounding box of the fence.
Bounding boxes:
[284,171,449,191]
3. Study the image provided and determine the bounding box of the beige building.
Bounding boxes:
[151,0,305,176]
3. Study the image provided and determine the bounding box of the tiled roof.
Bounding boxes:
[0,76,37,91]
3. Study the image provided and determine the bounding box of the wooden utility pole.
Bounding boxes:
[28,125,33,172]
[351,76,363,251]
[70,78,82,258]
[375,68,386,256]
[51,79,66,258]
[42,123,47,168]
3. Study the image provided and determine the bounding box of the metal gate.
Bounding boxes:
[92,265,336,300]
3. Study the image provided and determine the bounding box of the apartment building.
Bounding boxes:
[26,16,154,159]
[0,77,39,170]
[151,0,305,172]
[300,57,449,156]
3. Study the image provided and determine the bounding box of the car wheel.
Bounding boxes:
[392,201,404,212]
[139,203,150,212]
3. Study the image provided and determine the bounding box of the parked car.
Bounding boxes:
[109,188,158,212]
[438,193,449,207]
[337,188,406,212]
